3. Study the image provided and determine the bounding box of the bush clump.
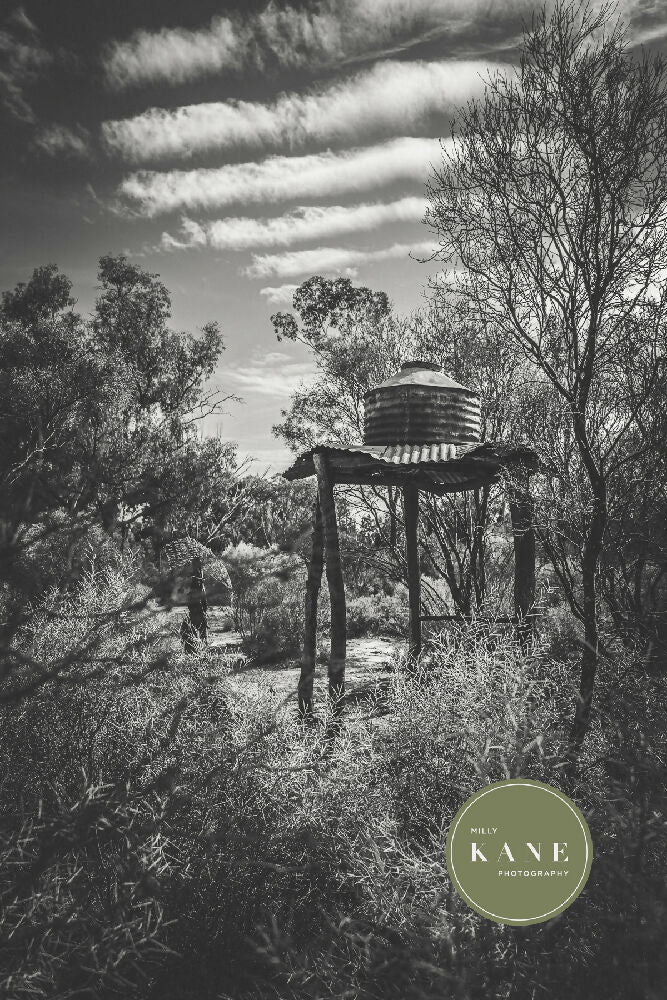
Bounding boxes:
[222,542,307,661]
[346,588,409,638]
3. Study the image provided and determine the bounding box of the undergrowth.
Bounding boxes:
[1,571,665,999]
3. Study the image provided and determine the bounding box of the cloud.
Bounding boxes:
[102,0,528,90]
[102,58,498,162]
[158,196,427,252]
[226,355,315,397]
[103,16,245,90]
[244,240,437,279]
[629,20,667,46]
[33,123,92,159]
[118,137,444,216]
[0,7,53,123]
[259,285,299,306]
[158,216,208,251]
[240,444,294,474]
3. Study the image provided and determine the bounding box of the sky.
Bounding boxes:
[2,1,667,472]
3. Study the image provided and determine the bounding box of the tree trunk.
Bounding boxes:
[403,484,421,660]
[569,402,608,744]
[298,497,323,717]
[571,493,607,742]
[313,453,346,710]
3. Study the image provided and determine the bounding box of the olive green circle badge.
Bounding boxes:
[446,779,593,925]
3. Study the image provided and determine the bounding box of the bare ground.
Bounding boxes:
[141,601,401,719]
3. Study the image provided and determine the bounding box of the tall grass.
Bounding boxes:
[1,570,665,999]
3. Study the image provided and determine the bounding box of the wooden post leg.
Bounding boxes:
[403,484,422,661]
[509,474,536,651]
[298,496,323,717]
[313,453,346,710]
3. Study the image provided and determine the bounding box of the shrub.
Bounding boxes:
[346,589,408,638]
[539,602,585,663]
[2,574,666,1000]
[5,511,131,602]
[222,542,306,661]
[249,637,667,1000]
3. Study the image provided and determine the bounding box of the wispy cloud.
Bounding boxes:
[33,123,92,159]
[244,240,437,279]
[0,7,53,123]
[158,217,208,251]
[102,0,528,90]
[158,197,427,252]
[103,15,246,90]
[118,137,443,217]
[630,20,667,46]
[259,285,299,306]
[226,353,315,397]
[102,59,497,162]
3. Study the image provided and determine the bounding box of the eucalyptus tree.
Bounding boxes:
[0,257,228,701]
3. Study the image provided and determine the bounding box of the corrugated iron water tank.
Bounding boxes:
[363,361,481,447]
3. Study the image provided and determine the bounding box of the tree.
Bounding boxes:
[272,275,393,449]
[0,256,229,701]
[426,1,667,738]
[93,255,222,424]
[0,256,226,534]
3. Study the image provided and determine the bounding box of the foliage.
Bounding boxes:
[0,256,233,701]
[199,475,317,554]
[2,581,665,999]
[346,590,408,638]
[426,0,667,733]
[271,275,399,450]
[0,257,225,538]
[223,541,307,660]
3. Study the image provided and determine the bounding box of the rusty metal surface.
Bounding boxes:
[374,361,470,389]
[350,442,459,463]
[282,441,539,489]
[363,362,481,446]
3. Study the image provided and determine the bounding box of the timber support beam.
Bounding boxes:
[298,495,323,717]
[403,483,422,661]
[313,453,346,711]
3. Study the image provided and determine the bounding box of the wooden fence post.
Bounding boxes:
[298,496,323,717]
[403,483,422,660]
[313,453,346,709]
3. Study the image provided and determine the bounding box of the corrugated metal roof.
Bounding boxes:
[282,441,540,484]
[334,442,459,464]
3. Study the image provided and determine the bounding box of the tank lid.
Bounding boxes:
[370,360,474,393]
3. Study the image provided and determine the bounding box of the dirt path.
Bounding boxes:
[140,601,402,716]
[230,636,400,716]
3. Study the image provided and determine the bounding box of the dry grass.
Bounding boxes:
[1,570,666,999]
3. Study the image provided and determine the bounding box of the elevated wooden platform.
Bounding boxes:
[283,441,539,719]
